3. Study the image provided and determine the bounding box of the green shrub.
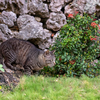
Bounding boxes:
[41,12,100,77]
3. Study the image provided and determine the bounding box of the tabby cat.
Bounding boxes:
[0,38,55,74]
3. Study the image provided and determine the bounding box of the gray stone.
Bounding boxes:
[64,5,74,15]
[35,17,41,22]
[42,0,51,2]
[0,24,12,42]
[46,12,66,31]
[0,11,17,27]
[17,14,42,30]
[17,15,52,49]
[65,0,100,15]
[51,31,60,47]
[64,0,73,3]
[8,0,28,15]
[84,0,100,14]
[49,0,73,12]
[0,0,8,10]
[49,0,65,12]
[0,0,28,15]
[38,29,53,49]
[28,0,49,18]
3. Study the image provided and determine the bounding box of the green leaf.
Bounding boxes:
[0,64,3,68]
[0,64,5,72]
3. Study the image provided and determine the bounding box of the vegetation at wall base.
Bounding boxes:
[0,64,4,72]
[41,12,100,78]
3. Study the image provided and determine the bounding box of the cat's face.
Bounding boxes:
[44,50,55,67]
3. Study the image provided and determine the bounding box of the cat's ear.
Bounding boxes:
[44,50,55,56]
[51,50,55,54]
[44,50,50,56]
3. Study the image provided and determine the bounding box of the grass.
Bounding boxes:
[0,75,100,100]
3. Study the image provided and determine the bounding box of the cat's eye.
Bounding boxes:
[46,60,51,64]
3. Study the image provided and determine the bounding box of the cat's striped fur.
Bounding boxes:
[0,38,55,74]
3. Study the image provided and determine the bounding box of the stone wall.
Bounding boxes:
[0,0,100,49]
[0,0,100,88]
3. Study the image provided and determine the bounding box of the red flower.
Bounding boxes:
[51,33,54,37]
[90,36,92,38]
[59,57,62,61]
[95,36,97,38]
[87,27,90,30]
[90,38,96,41]
[91,17,96,21]
[90,36,97,41]
[63,74,65,77]
[75,11,79,15]
[93,19,96,21]
[93,38,96,40]
[90,38,93,41]
[91,22,97,28]
[67,14,74,18]
[69,60,76,65]
[85,32,87,34]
